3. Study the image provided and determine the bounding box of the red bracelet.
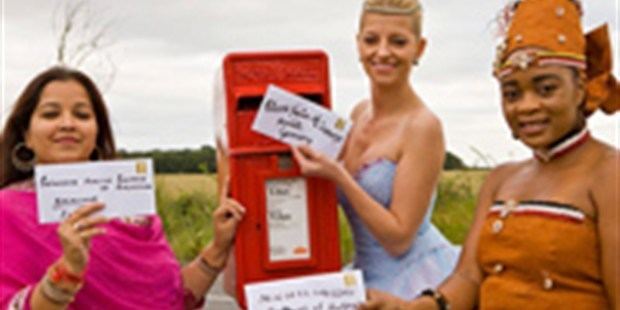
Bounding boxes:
[50,261,85,285]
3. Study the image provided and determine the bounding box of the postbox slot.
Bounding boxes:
[277,153,294,171]
[237,96,263,111]
[302,94,323,105]
[237,94,324,112]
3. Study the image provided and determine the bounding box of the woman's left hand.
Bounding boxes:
[291,145,344,181]
[212,197,246,252]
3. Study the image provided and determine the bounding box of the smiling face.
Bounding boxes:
[357,12,426,87]
[499,61,585,150]
[24,79,99,164]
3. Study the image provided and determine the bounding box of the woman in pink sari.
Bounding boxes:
[0,66,245,309]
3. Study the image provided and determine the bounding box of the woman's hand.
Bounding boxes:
[57,203,108,274]
[359,289,411,310]
[291,145,344,181]
[181,194,246,301]
[212,197,245,252]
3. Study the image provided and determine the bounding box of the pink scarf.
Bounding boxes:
[0,189,185,309]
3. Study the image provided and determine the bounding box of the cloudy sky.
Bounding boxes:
[2,0,618,166]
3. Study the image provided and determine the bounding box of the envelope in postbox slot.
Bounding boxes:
[251,84,352,159]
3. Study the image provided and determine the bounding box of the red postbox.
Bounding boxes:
[213,50,342,308]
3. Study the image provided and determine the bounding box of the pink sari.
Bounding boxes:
[0,189,186,309]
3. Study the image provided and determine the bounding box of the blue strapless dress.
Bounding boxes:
[338,159,459,299]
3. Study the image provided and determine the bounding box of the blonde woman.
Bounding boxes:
[292,0,458,299]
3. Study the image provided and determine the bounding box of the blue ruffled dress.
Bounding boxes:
[338,159,459,299]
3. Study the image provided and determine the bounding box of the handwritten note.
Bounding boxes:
[252,84,351,159]
[245,270,366,310]
[34,159,156,223]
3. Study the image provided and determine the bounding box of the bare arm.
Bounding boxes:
[338,114,444,256]
[181,243,229,303]
[293,113,444,256]
[181,197,245,303]
[215,137,229,199]
[592,152,619,308]
[431,164,514,309]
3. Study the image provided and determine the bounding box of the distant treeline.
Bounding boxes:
[118,146,217,173]
[118,146,467,173]
[444,152,467,170]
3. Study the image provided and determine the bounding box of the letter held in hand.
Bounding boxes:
[35,159,156,223]
[252,84,351,159]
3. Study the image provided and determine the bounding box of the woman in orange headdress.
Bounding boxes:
[360,0,619,309]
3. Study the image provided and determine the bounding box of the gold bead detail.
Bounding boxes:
[558,34,567,44]
[556,6,565,17]
[515,34,523,43]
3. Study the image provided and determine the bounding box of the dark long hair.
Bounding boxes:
[0,66,116,188]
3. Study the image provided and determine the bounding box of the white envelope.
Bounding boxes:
[34,159,156,223]
[245,270,366,310]
[252,84,351,159]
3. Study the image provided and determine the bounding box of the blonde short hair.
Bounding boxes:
[361,0,423,36]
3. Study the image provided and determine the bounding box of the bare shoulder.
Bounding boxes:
[590,140,619,186]
[482,160,524,194]
[402,105,443,140]
[589,140,619,238]
[593,140,619,169]
[489,161,523,178]
[350,100,370,123]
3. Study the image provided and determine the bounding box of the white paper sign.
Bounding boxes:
[252,84,351,159]
[245,270,366,310]
[34,159,156,223]
[266,177,310,262]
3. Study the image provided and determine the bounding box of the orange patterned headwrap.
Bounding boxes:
[494,0,619,115]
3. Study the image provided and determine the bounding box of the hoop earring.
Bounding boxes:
[11,142,36,172]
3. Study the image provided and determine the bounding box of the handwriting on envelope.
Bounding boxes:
[252,84,351,159]
[245,270,366,310]
[35,159,156,223]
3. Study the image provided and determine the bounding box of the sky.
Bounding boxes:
[1,0,618,166]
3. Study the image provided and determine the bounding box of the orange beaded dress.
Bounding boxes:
[477,198,608,309]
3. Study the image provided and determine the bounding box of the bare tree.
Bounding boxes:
[53,0,117,91]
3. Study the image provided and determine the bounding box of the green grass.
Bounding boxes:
[433,170,488,244]
[338,208,355,264]
[156,171,487,264]
[155,175,218,263]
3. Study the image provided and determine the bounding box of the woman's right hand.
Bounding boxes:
[57,202,108,274]
[291,145,346,181]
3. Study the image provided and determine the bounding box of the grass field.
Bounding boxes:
[155,170,488,264]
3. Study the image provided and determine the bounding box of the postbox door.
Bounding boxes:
[256,170,320,271]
